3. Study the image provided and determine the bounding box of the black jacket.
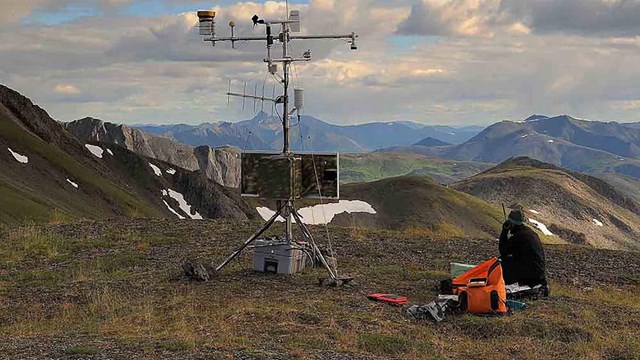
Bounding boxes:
[499,224,546,286]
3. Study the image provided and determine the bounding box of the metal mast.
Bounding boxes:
[196,8,357,279]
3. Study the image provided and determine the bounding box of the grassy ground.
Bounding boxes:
[0,219,638,359]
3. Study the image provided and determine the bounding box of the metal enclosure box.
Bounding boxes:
[241,153,302,199]
[241,151,339,200]
[299,153,339,199]
[252,239,306,274]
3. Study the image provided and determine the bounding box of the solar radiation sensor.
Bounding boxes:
[195,5,358,282]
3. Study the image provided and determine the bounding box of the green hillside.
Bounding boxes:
[339,176,503,238]
[0,112,163,224]
[340,152,491,184]
[0,84,256,225]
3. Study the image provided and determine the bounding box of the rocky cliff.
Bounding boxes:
[65,117,240,188]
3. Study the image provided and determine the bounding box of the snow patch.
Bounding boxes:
[529,218,554,236]
[66,179,79,189]
[7,148,28,164]
[106,149,114,156]
[163,200,185,219]
[85,144,104,158]
[163,189,203,220]
[593,219,603,227]
[256,200,377,225]
[529,209,540,215]
[166,168,176,175]
[149,162,162,176]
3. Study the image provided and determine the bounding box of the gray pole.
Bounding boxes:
[282,24,290,154]
[281,23,293,243]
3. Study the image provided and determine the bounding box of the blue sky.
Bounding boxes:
[28,0,313,25]
[3,1,640,125]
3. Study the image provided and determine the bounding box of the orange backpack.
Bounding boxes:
[452,257,507,314]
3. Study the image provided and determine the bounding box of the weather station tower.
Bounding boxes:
[196,6,358,284]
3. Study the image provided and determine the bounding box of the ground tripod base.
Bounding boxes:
[319,275,354,287]
[215,201,340,281]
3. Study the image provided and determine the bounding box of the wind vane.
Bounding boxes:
[197,9,357,152]
[196,7,358,284]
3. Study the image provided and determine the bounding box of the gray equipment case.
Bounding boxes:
[252,239,307,274]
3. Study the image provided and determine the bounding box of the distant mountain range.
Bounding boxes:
[383,114,640,181]
[337,156,640,250]
[3,84,640,250]
[134,112,483,152]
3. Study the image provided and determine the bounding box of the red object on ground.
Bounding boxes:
[367,293,408,306]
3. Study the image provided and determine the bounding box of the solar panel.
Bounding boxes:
[241,151,339,200]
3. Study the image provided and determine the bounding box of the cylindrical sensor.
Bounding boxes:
[197,10,216,36]
[294,88,304,110]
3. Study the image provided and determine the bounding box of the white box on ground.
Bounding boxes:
[252,239,306,274]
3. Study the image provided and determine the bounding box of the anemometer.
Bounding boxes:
[196,6,358,283]
[197,9,357,153]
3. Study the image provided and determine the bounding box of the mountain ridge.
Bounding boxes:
[384,115,640,181]
[65,117,241,188]
[134,112,482,152]
[454,157,640,250]
[0,84,255,224]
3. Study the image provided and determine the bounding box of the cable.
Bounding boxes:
[242,129,252,151]
[260,70,269,113]
[300,121,339,276]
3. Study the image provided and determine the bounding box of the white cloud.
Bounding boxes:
[1,1,640,126]
[53,84,80,95]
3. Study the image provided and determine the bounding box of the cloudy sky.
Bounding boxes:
[2,0,640,126]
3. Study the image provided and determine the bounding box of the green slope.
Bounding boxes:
[0,112,163,223]
[340,152,491,184]
[339,176,503,238]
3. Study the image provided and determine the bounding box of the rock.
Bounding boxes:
[64,118,243,188]
[319,275,354,287]
[182,260,211,281]
[194,145,241,188]
[65,117,200,171]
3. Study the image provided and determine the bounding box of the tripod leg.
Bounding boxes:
[215,207,283,272]
[291,210,337,280]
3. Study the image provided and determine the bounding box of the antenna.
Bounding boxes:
[196,7,357,150]
[196,7,358,283]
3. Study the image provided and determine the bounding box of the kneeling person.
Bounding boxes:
[499,207,548,294]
